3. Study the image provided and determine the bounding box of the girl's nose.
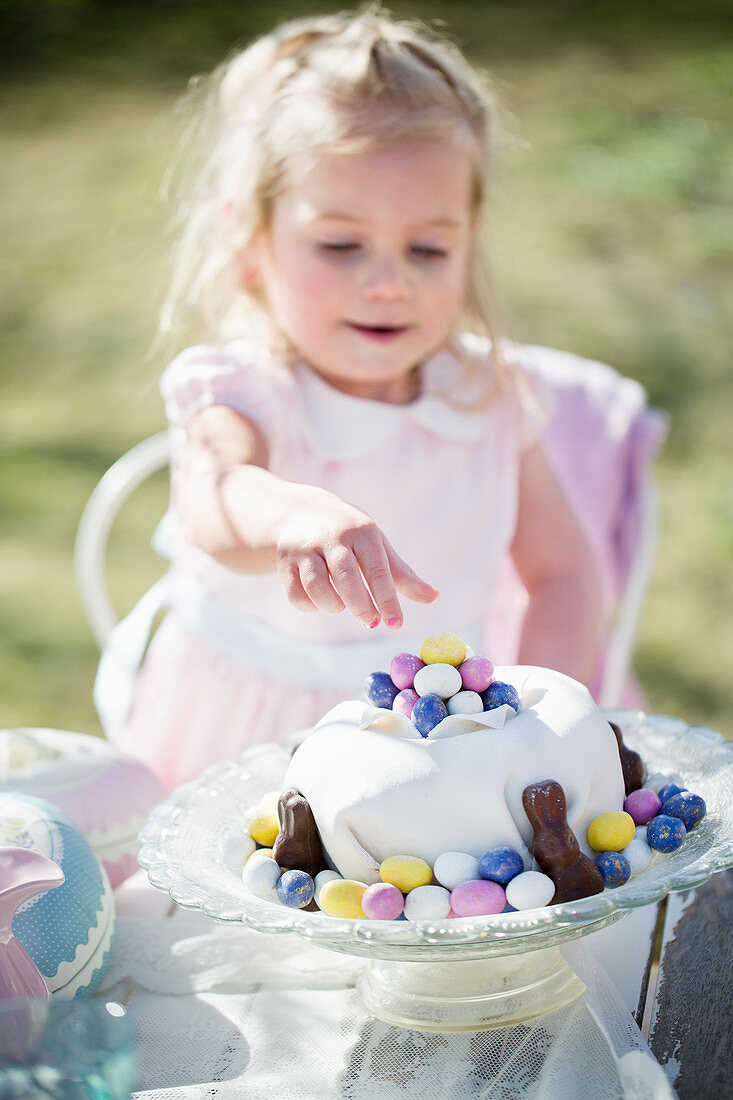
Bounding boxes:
[363,256,412,301]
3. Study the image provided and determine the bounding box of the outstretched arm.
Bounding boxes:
[173,403,439,630]
[510,442,602,687]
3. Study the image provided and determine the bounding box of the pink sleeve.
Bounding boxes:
[159,344,281,445]
[504,359,557,455]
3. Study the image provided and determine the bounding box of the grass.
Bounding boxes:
[1,1,731,736]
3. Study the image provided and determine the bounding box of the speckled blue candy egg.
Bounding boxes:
[364,672,399,709]
[412,694,448,737]
[657,783,686,804]
[276,869,315,909]
[479,846,524,886]
[481,681,520,713]
[594,851,632,888]
[646,814,687,853]
[0,793,115,998]
[662,791,706,832]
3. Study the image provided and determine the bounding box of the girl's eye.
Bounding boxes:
[320,242,360,254]
[410,245,448,260]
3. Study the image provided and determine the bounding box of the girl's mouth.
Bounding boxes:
[347,323,411,342]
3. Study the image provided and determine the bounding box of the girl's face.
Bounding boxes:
[253,141,475,404]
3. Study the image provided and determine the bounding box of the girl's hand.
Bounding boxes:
[275,490,439,628]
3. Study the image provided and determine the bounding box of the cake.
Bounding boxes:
[285,664,625,885]
[233,632,706,918]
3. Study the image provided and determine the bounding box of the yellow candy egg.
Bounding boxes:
[248,847,273,862]
[419,632,467,667]
[587,810,636,852]
[318,879,368,919]
[258,790,281,817]
[247,812,279,847]
[380,855,433,893]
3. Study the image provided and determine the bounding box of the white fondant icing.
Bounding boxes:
[285,666,625,885]
[357,700,516,739]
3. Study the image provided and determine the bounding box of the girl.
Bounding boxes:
[99,9,602,789]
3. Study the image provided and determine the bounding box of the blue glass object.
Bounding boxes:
[0,998,135,1099]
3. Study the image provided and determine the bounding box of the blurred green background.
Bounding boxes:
[1,0,731,737]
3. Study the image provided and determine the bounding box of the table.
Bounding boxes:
[102,868,732,1099]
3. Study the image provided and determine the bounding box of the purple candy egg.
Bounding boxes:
[450,879,506,917]
[624,788,662,825]
[390,652,425,690]
[459,655,494,694]
[362,882,405,921]
[393,688,419,719]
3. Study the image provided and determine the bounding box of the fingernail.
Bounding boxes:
[386,616,402,629]
[368,617,380,629]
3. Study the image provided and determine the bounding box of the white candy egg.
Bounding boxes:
[644,772,670,794]
[242,855,281,901]
[505,870,555,910]
[314,869,342,906]
[258,789,282,816]
[446,690,484,715]
[221,832,256,872]
[403,884,452,921]
[433,851,480,891]
[622,837,653,877]
[634,825,648,843]
[413,663,462,699]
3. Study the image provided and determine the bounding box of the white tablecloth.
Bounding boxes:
[100,877,676,1100]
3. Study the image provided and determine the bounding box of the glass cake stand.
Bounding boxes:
[138,710,733,1032]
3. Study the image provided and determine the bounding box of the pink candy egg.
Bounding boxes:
[393,689,419,719]
[450,879,505,917]
[624,788,662,825]
[390,653,425,690]
[458,656,494,693]
[362,881,405,920]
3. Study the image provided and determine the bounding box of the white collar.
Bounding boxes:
[294,336,491,460]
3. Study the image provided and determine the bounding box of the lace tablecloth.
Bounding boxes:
[100,889,677,1100]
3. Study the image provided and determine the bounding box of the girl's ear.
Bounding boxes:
[235,246,262,289]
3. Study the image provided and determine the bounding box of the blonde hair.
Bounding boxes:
[160,7,508,393]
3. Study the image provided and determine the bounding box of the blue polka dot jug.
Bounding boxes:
[0,793,115,998]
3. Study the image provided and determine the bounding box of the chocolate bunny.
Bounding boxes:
[272,788,327,880]
[609,722,644,796]
[522,780,604,903]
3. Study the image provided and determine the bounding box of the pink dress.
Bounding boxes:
[115,333,545,789]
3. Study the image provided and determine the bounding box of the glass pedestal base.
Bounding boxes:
[357,946,586,1032]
